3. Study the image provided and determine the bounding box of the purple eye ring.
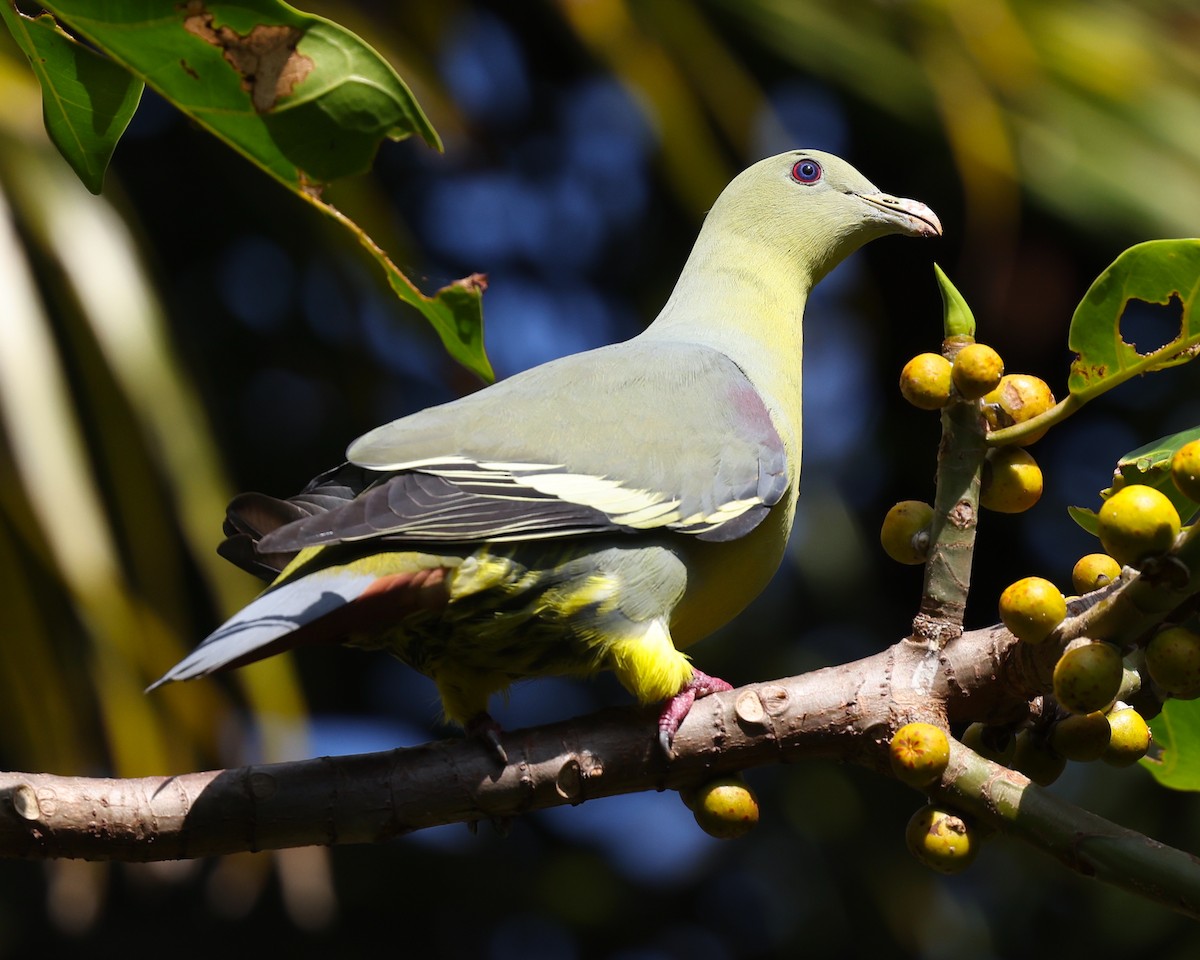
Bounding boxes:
[791,159,822,184]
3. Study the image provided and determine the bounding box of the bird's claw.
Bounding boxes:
[657,670,733,755]
[465,712,509,765]
[462,713,511,834]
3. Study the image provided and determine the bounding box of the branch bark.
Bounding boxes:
[6,633,996,862]
[934,742,1200,917]
[3,619,1199,920]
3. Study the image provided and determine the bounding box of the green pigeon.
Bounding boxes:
[151,150,941,756]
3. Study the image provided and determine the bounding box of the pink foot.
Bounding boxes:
[657,670,733,754]
[465,712,508,765]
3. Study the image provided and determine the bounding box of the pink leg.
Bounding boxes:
[657,670,733,754]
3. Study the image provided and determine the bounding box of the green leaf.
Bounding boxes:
[1067,504,1099,536]
[1067,239,1200,401]
[42,0,441,185]
[1107,426,1200,524]
[387,271,491,379]
[1112,427,1200,482]
[934,263,975,338]
[1146,698,1200,791]
[1,4,143,194]
[1068,425,1200,534]
[321,204,493,382]
[41,0,493,381]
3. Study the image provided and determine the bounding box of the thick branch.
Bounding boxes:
[0,638,982,862]
[0,663,886,861]
[2,542,1199,916]
[2,631,1198,917]
[2,625,1199,924]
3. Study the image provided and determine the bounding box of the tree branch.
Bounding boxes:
[2,639,979,862]
[933,741,1200,917]
[3,620,1199,921]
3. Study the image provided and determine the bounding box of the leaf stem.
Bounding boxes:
[988,330,1200,448]
[297,191,494,382]
[985,393,1084,446]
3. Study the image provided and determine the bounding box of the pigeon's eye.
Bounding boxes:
[791,159,822,184]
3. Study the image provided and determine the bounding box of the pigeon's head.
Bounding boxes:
[711,149,942,283]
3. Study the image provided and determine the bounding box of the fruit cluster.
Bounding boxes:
[999,440,1197,689]
[896,691,1165,874]
[937,438,1200,868]
[885,342,1056,565]
[886,337,1200,874]
[888,722,981,873]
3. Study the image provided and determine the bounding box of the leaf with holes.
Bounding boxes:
[0,5,142,194]
[1068,240,1200,401]
[42,0,440,187]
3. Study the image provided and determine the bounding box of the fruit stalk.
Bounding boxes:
[915,388,988,636]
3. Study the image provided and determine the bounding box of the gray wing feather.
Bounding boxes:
[256,340,790,553]
[259,471,615,551]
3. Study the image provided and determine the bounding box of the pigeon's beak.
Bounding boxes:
[858,193,943,238]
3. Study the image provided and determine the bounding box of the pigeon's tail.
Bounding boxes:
[147,561,451,690]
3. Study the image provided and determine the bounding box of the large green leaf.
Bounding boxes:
[42,0,439,186]
[1146,698,1200,792]
[1064,241,1200,534]
[985,241,1200,449]
[38,0,493,381]
[1067,239,1200,400]
[0,4,142,194]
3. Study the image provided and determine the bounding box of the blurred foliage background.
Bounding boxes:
[1,0,1200,955]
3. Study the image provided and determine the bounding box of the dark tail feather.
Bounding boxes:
[218,463,380,579]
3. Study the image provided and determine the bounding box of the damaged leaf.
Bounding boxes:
[182,11,311,114]
[33,0,492,380]
[1,4,142,194]
[1059,240,1200,537]
[42,0,440,183]
[1067,239,1200,401]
